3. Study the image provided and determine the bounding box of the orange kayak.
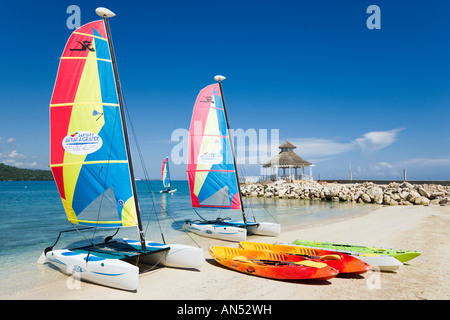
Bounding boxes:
[209,246,338,281]
[239,242,371,274]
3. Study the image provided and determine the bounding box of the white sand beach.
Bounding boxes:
[12,205,449,300]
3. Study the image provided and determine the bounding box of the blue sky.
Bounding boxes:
[0,0,449,180]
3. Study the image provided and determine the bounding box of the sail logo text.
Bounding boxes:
[198,152,223,164]
[70,40,95,52]
[199,95,213,103]
[62,131,103,155]
[197,137,223,164]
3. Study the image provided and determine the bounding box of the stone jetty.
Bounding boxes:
[240,180,450,206]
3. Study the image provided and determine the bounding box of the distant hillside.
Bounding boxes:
[0,163,53,181]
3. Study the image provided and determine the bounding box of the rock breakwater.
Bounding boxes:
[241,180,450,206]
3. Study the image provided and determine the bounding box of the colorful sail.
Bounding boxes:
[187,84,241,209]
[49,20,137,228]
[162,157,170,188]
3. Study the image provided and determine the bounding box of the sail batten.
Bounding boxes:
[72,31,108,40]
[50,160,128,167]
[188,169,235,172]
[59,57,112,62]
[187,83,241,210]
[50,102,119,107]
[50,20,138,228]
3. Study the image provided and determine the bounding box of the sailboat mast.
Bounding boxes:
[215,76,247,224]
[100,11,146,251]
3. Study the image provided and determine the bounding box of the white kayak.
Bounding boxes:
[351,253,403,271]
[123,239,203,269]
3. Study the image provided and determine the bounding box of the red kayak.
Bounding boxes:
[209,246,338,281]
[239,241,371,274]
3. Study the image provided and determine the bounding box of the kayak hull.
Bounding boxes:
[240,241,371,274]
[209,246,338,281]
[292,239,420,263]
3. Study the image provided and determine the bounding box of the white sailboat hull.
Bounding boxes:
[122,239,203,269]
[161,243,203,269]
[41,238,203,291]
[160,189,177,194]
[182,221,247,242]
[252,222,281,236]
[45,249,139,291]
[226,220,281,237]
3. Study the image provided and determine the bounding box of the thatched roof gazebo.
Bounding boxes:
[262,140,314,181]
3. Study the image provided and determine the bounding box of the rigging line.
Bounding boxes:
[235,161,256,222]
[120,89,167,242]
[192,207,207,221]
[252,186,279,224]
[144,192,202,247]
[70,223,96,265]
[237,161,279,224]
[70,223,96,246]
[138,250,168,274]
[120,90,202,248]
[120,91,202,248]
[138,151,202,246]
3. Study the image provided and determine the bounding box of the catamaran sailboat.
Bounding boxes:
[160,157,177,194]
[38,7,202,291]
[182,76,280,242]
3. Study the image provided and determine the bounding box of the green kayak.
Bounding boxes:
[292,239,421,263]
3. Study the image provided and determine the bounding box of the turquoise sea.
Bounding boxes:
[0,180,375,298]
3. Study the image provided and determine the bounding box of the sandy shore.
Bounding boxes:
[12,205,449,300]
